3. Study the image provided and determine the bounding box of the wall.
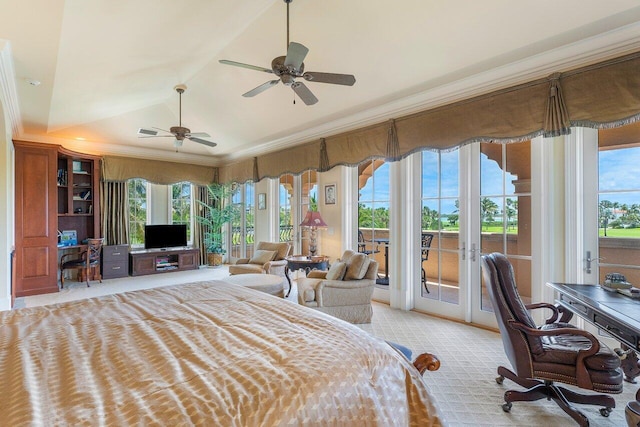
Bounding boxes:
[0,96,14,310]
[316,166,344,262]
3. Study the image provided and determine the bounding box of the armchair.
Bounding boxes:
[297,250,378,324]
[228,241,291,280]
[481,252,622,426]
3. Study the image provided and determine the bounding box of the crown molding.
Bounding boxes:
[0,40,23,137]
[17,132,222,167]
[221,21,640,162]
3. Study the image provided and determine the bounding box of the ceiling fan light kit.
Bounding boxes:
[137,84,217,150]
[219,0,356,105]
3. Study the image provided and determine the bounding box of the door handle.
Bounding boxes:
[585,250,604,274]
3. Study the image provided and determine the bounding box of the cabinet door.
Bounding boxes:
[15,144,59,296]
[179,251,198,270]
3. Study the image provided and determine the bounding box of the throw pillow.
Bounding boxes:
[248,249,277,265]
[340,249,356,263]
[325,261,347,280]
[344,253,370,280]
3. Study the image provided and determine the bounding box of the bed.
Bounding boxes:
[1,280,442,426]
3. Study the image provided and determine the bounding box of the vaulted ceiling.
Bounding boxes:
[1,0,640,166]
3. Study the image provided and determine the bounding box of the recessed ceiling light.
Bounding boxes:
[25,79,41,86]
[75,137,86,141]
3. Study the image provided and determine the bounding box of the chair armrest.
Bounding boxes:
[413,352,441,376]
[264,259,288,276]
[307,270,327,279]
[60,250,87,265]
[507,319,600,389]
[525,302,560,324]
[235,258,250,265]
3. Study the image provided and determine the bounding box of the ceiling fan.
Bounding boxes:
[219,0,355,106]
[137,84,217,150]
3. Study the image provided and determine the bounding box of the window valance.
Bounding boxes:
[102,155,217,185]
[219,51,640,183]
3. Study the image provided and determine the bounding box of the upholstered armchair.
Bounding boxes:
[481,252,622,426]
[228,241,291,279]
[297,250,378,324]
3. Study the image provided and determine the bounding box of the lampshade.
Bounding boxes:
[299,210,328,228]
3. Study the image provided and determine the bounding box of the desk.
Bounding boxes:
[548,282,640,426]
[285,256,329,297]
[373,238,389,285]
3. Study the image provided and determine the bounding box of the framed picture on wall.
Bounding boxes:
[324,184,336,205]
[258,193,266,210]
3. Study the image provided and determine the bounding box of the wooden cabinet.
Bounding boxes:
[14,141,101,297]
[102,245,129,279]
[129,248,199,277]
[14,142,59,296]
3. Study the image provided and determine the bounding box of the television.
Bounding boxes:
[144,224,187,249]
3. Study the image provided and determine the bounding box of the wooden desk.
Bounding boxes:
[548,282,640,426]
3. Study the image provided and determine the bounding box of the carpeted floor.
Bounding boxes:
[15,267,638,427]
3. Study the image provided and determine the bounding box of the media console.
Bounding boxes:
[129,247,199,277]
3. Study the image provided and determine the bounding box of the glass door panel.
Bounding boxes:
[417,150,461,311]
[478,141,532,316]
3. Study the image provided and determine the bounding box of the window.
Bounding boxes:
[128,178,148,246]
[279,175,294,243]
[231,182,255,259]
[171,182,192,242]
[358,160,389,281]
[421,150,460,302]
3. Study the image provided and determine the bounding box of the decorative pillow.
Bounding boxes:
[340,249,356,264]
[248,249,277,265]
[344,253,371,280]
[325,261,347,281]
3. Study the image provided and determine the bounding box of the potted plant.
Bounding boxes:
[196,183,238,266]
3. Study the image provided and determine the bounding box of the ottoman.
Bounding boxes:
[223,273,286,298]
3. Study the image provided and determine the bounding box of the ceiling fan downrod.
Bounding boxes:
[284,0,293,49]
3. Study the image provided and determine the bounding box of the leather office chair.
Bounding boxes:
[420,232,434,293]
[481,252,623,426]
[357,230,379,256]
[60,238,104,288]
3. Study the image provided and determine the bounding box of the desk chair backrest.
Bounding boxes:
[87,238,104,265]
[481,252,539,376]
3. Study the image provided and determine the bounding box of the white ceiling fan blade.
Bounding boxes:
[219,59,274,74]
[138,135,175,138]
[188,137,217,148]
[303,71,356,86]
[284,42,308,71]
[242,80,280,97]
[137,128,159,136]
[291,81,318,105]
[187,132,210,138]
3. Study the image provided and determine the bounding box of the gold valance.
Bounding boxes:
[218,50,640,183]
[102,155,217,185]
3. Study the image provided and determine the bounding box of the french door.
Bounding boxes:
[415,141,534,329]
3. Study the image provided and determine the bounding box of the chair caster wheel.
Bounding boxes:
[496,376,504,385]
[502,402,512,412]
[600,407,612,417]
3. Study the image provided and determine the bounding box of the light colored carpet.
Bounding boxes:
[15,267,638,427]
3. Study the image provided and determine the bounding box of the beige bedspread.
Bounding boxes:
[0,280,442,426]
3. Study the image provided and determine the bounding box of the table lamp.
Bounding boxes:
[299,211,328,256]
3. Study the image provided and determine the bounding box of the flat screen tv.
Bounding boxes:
[144,224,187,249]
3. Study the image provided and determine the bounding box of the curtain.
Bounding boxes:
[193,185,211,265]
[100,181,129,245]
[102,155,217,185]
[218,50,640,183]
